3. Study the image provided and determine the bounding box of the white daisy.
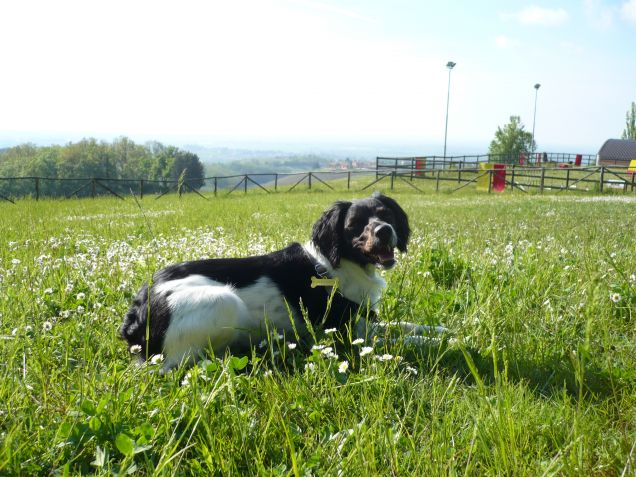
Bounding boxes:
[129,344,142,354]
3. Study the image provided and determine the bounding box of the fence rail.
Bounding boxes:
[3,160,636,203]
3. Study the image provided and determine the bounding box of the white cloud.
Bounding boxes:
[621,0,636,25]
[495,35,520,49]
[504,6,569,26]
[584,0,615,29]
[559,41,584,55]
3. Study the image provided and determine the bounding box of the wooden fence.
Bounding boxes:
[1,162,635,204]
[368,165,636,194]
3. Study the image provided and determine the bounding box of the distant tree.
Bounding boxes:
[488,116,534,163]
[622,102,636,140]
[153,146,205,190]
[0,138,206,197]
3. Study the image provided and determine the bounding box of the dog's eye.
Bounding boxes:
[346,216,368,229]
[375,208,394,221]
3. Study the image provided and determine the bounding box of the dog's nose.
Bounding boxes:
[374,223,394,242]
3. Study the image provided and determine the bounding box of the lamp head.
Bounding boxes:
[446,61,456,69]
[534,83,541,90]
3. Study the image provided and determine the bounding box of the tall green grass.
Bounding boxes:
[0,190,635,475]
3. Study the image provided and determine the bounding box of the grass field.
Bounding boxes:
[1,190,635,475]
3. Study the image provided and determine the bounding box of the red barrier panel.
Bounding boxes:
[492,163,506,192]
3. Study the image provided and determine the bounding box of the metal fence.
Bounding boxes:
[376,152,597,176]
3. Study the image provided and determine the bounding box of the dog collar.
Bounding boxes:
[311,263,339,289]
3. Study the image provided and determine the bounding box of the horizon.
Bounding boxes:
[0,133,600,161]
[1,1,634,155]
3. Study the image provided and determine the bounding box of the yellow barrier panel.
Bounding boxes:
[476,162,492,191]
[628,159,636,174]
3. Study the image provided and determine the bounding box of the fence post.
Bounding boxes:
[214,177,218,196]
[34,177,40,201]
[140,179,144,199]
[308,172,312,190]
[91,178,96,198]
[565,169,570,191]
[599,167,605,193]
[244,175,248,194]
[457,162,462,184]
[275,174,278,191]
[390,171,395,190]
[540,167,545,193]
[510,165,515,192]
[347,171,351,190]
[488,170,492,194]
[436,170,441,192]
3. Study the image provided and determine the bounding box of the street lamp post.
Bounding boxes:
[531,83,541,154]
[443,61,456,159]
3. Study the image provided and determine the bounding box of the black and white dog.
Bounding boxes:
[121,193,410,369]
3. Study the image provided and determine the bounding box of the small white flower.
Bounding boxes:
[352,338,364,345]
[44,288,54,295]
[359,346,373,357]
[76,292,85,300]
[11,328,18,336]
[338,361,349,374]
[258,339,268,349]
[150,354,164,365]
[42,321,53,332]
[406,366,418,375]
[76,305,85,314]
[324,328,337,334]
[287,342,297,350]
[263,370,273,377]
[320,346,334,355]
[376,353,393,362]
[181,370,194,386]
[25,325,33,334]
[312,344,326,351]
[610,292,622,303]
[304,362,316,372]
[11,259,21,265]
[129,344,142,354]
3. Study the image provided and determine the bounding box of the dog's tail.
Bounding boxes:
[120,283,164,360]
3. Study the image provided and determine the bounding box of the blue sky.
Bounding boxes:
[1,0,635,155]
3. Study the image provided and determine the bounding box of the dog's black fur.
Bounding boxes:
[121,193,409,368]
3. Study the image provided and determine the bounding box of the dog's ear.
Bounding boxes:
[312,201,351,266]
[373,193,410,252]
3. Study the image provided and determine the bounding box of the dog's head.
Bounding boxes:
[311,193,410,270]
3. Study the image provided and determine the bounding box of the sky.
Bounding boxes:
[1,0,635,155]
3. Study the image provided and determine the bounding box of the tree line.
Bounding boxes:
[0,138,205,198]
